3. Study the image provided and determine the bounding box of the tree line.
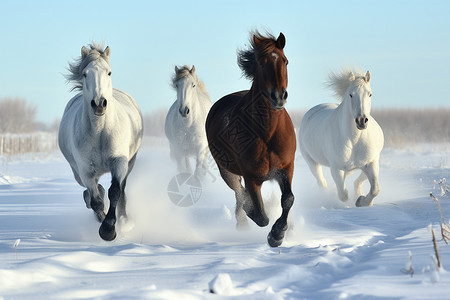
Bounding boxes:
[1,97,450,149]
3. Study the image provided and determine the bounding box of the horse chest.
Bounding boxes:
[241,137,293,179]
[337,139,372,170]
[75,134,117,173]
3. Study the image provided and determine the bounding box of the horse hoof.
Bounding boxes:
[339,189,349,202]
[250,214,269,227]
[267,231,283,247]
[356,196,373,207]
[99,222,117,241]
[245,210,269,227]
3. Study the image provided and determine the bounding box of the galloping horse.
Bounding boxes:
[299,68,384,207]
[206,31,296,247]
[165,65,212,178]
[59,43,143,240]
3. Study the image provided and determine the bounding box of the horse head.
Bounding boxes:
[81,45,113,117]
[348,71,372,130]
[174,65,198,118]
[254,33,289,110]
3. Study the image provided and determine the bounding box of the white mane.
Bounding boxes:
[171,65,209,97]
[327,68,369,101]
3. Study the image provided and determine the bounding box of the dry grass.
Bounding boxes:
[142,107,450,148]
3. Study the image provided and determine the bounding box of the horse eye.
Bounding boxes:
[83,73,87,78]
[349,94,353,98]
[192,83,196,88]
[108,71,112,76]
[369,93,372,97]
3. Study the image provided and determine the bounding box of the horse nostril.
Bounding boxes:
[91,100,96,108]
[364,117,368,124]
[270,90,276,101]
[102,99,107,107]
[283,90,288,100]
[179,107,189,117]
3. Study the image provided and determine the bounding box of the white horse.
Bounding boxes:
[59,43,143,240]
[299,68,384,207]
[165,65,212,178]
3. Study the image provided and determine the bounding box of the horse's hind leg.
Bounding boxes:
[356,161,380,207]
[243,178,269,228]
[218,166,250,229]
[268,167,294,247]
[331,167,349,202]
[302,152,327,188]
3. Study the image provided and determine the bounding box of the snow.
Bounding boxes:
[1,138,450,299]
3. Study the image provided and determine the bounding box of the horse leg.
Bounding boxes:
[356,161,380,207]
[81,174,106,222]
[117,154,137,220]
[243,178,269,228]
[194,145,208,179]
[353,171,367,198]
[99,157,129,241]
[330,167,349,202]
[267,167,295,247]
[172,147,191,173]
[218,166,249,229]
[303,152,327,188]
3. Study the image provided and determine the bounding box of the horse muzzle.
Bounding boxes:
[179,106,190,118]
[355,115,368,130]
[91,98,107,116]
[270,89,288,110]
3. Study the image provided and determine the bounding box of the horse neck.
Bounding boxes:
[244,77,278,138]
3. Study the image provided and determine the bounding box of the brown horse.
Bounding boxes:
[205,31,296,247]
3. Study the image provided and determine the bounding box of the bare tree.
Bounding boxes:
[0,98,38,133]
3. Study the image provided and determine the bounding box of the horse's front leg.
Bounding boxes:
[331,167,349,202]
[243,178,269,227]
[356,161,380,207]
[194,144,209,179]
[268,168,295,247]
[81,174,106,222]
[99,157,129,241]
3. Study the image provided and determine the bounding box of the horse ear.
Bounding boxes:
[81,46,89,58]
[349,72,355,81]
[190,65,195,74]
[365,70,371,83]
[175,66,179,73]
[276,32,286,49]
[253,34,261,46]
[103,46,111,61]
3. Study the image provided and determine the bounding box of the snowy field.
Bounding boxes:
[1,137,450,299]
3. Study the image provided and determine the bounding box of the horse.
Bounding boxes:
[59,43,143,241]
[298,68,384,207]
[205,31,296,247]
[165,65,212,178]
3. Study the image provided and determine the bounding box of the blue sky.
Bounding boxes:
[1,0,449,123]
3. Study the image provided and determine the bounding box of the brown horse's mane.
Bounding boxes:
[237,31,278,80]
